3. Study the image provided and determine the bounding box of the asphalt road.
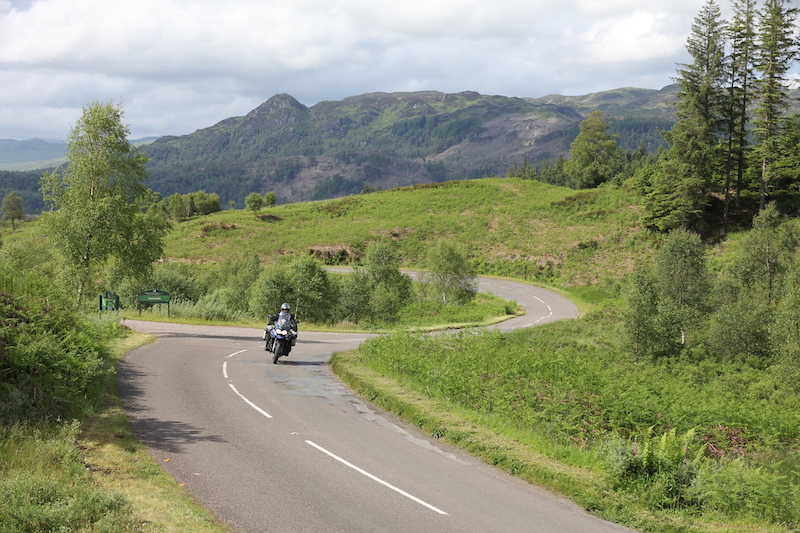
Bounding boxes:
[120,277,634,533]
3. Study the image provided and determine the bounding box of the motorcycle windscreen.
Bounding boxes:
[276,316,292,330]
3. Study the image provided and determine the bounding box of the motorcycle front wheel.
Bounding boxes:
[272,340,284,364]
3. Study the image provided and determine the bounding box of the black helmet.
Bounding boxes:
[280,303,290,311]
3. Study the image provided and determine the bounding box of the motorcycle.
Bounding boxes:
[264,312,298,364]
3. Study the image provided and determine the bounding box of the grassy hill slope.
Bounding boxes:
[162,178,651,288]
[161,178,799,532]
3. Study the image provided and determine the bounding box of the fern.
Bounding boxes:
[607,427,708,509]
[638,427,706,477]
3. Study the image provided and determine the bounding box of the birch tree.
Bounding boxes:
[40,101,170,304]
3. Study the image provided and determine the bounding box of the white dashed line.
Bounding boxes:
[306,440,448,516]
[228,383,273,419]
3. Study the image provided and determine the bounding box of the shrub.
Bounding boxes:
[422,240,478,305]
[334,269,373,324]
[287,256,336,323]
[249,256,336,323]
[148,261,203,302]
[249,264,296,320]
[0,294,114,421]
[245,192,264,213]
[171,296,251,322]
[363,243,412,322]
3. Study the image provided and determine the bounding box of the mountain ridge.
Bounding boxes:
[141,86,678,205]
[0,86,680,210]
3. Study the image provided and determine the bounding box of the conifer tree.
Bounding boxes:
[645,0,726,231]
[677,0,728,135]
[723,0,758,217]
[752,0,798,210]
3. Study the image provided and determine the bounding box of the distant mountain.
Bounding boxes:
[0,137,158,172]
[0,138,66,169]
[0,88,680,212]
[143,87,679,206]
[525,85,680,119]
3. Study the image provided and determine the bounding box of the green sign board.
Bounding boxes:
[99,291,120,312]
[138,289,171,317]
[138,289,170,304]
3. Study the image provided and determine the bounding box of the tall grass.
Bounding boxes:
[358,318,800,444]
[349,308,800,530]
[0,422,139,532]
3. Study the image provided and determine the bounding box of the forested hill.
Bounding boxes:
[0,86,679,212]
[142,87,679,206]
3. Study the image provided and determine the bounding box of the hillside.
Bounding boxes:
[141,87,679,206]
[0,87,678,213]
[159,178,650,287]
[526,85,679,119]
[0,138,66,168]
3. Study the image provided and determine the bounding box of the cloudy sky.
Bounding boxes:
[1,0,717,141]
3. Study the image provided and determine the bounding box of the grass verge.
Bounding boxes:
[78,331,233,532]
[0,330,232,532]
[329,341,797,533]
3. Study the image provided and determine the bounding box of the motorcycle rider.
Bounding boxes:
[265,303,298,352]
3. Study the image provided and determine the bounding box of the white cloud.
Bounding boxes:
[578,11,687,64]
[0,0,715,139]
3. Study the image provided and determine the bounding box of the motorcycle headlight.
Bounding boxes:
[277,329,287,335]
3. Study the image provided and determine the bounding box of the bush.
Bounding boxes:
[0,294,116,422]
[363,243,412,322]
[170,297,251,322]
[422,240,478,305]
[334,269,373,324]
[248,257,337,323]
[249,264,296,320]
[287,256,336,323]
[245,192,264,213]
[149,262,203,302]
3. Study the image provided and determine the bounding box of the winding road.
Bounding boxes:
[120,276,633,532]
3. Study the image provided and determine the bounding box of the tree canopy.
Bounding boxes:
[564,110,622,189]
[40,101,170,304]
[1,191,23,230]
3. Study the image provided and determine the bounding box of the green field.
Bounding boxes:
[2,177,798,532]
[157,178,652,287]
